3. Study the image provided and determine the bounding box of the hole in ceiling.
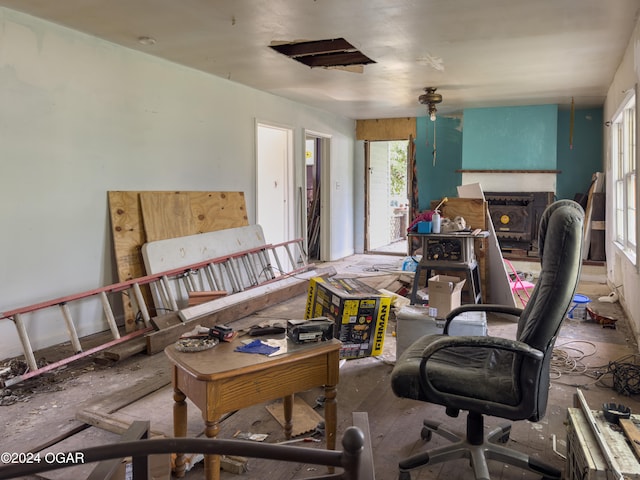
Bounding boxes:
[269,38,375,70]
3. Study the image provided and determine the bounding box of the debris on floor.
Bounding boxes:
[233,431,269,442]
[0,388,26,406]
[586,306,618,328]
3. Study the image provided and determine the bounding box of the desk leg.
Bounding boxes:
[204,415,221,480]
[283,394,294,440]
[173,386,187,478]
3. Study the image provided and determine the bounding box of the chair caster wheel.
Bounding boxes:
[420,426,433,441]
[398,471,411,480]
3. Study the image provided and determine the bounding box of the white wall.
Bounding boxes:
[603,15,640,344]
[0,8,355,359]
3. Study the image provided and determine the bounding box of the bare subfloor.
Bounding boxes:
[1,254,638,480]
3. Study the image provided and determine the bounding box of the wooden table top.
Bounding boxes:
[165,336,341,381]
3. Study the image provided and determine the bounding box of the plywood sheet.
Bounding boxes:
[108,191,248,331]
[188,191,249,234]
[139,191,248,242]
[108,191,148,283]
[140,192,195,242]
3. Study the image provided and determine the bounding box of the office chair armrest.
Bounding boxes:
[443,304,523,334]
[417,336,544,401]
[419,335,544,363]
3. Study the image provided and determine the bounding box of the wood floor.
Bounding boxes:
[2,254,639,480]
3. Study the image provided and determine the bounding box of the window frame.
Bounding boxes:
[611,86,638,267]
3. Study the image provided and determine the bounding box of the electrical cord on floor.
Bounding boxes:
[551,342,640,395]
[608,353,640,395]
[551,340,598,382]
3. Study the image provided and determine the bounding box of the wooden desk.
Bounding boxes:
[165,337,341,480]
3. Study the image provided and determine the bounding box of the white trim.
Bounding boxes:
[611,88,637,123]
[609,85,638,270]
[304,130,332,261]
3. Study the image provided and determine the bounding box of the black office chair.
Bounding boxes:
[391,199,584,480]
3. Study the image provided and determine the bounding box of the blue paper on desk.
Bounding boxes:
[235,339,280,355]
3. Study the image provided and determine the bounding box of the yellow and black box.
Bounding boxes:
[305,277,391,359]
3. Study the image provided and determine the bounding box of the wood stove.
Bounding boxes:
[485,191,554,256]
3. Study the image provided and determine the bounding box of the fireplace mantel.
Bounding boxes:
[460,170,558,193]
[457,169,561,173]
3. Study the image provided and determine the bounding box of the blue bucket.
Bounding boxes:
[568,294,591,320]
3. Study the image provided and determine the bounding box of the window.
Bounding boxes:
[612,90,637,264]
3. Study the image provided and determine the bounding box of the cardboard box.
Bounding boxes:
[427,275,465,319]
[395,306,487,358]
[305,277,391,359]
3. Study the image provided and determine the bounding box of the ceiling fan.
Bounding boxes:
[419,87,443,121]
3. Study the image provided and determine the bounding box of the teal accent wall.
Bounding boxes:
[414,105,603,210]
[556,107,603,200]
[462,105,558,169]
[415,116,462,209]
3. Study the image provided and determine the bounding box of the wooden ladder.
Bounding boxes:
[1,238,307,387]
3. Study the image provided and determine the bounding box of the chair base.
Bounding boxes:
[398,414,561,480]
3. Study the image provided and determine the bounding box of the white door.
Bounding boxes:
[256,123,294,267]
[368,141,391,250]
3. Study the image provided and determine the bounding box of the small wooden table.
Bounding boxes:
[165,337,341,480]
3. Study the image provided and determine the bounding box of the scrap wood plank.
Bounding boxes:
[78,369,171,416]
[457,183,514,306]
[582,172,604,260]
[188,291,228,306]
[108,191,249,331]
[99,313,180,361]
[76,409,165,438]
[351,412,376,480]
[619,418,640,460]
[144,267,336,355]
[100,336,148,362]
[150,312,183,330]
[86,421,153,480]
[76,408,243,474]
[76,371,171,437]
[142,225,268,275]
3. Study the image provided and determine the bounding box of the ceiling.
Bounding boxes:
[2,0,639,119]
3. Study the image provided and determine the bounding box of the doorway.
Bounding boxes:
[365,140,409,254]
[305,131,331,261]
[256,122,294,268]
